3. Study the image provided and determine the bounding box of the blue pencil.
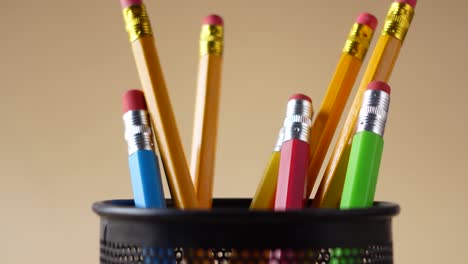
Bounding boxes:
[122,89,166,208]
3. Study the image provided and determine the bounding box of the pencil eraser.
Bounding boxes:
[367,81,391,95]
[120,0,142,8]
[395,0,417,8]
[289,94,312,103]
[123,89,147,113]
[356,13,378,31]
[203,14,224,26]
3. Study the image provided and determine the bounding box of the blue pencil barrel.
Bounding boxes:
[129,150,166,208]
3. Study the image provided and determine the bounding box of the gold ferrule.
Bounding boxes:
[382,2,415,42]
[342,23,374,60]
[199,25,224,56]
[122,4,153,43]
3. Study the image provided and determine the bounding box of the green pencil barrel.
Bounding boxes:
[340,131,384,209]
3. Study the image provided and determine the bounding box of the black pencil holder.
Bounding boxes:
[93,198,399,264]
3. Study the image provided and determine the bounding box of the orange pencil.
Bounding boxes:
[305,13,378,200]
[119,0,198,208]
[190,15,224,208]
[313,0,416,208]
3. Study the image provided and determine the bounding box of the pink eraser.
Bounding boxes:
[356,12,378,31]
[120,0,142,8]
[203,14,224,26]
[395,0,417,8]
[123,89,147,113]
[367,81,391,95]
[289,94,312,103]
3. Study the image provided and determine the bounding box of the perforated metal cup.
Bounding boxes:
[93,199,399,263]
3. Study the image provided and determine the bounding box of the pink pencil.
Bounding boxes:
[274,94,314,210]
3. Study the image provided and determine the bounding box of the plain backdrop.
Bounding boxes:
[1,0,467,263]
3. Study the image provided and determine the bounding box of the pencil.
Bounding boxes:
[190,15,224,208]
[119,0,198,208]
[275,94,313,210]
[305,13,378,201]
[340,81,391,209]
[313,0,416,208]
[122,90,166,209]
[250,127,284,209]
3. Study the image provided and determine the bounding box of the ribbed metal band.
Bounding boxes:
[123,110,155,155]
[343,23,374,60]
[356,90,390,137]
[122,4,153,43]
[283,99,313,142]
[382,2,415,42]
[199,25,224,56]
[273,127,285,151]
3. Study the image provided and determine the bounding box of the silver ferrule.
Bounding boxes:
[356,90,390,137]
[273,127,285,151]
[282,99,313,142]
[123,110,155,155]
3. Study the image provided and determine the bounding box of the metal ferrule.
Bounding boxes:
[343,23,374,60]
[122,4,153,43]
[356,90,390,137]
[123,110,155,155]
[199,25,224,56]
[282,99,313,143]
[273,127,285,151]
[382,2,415,42]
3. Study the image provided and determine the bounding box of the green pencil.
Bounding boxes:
[340,81,391,209]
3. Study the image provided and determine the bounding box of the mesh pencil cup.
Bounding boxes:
[92,198,399,264]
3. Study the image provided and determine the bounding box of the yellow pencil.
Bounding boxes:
[305,13,378,200]
[190,15,224,208]
[313,0,416,208]
[314,137,353,208]
[120,0,199,208]
[250,128,284,209]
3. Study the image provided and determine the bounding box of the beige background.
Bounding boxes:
[1,0,466,263]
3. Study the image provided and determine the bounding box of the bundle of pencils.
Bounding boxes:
[117,0,225,209]
[114,0,416,211]
[313,0,416,209]
[252,0,417,211]
[251,12,377,209]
